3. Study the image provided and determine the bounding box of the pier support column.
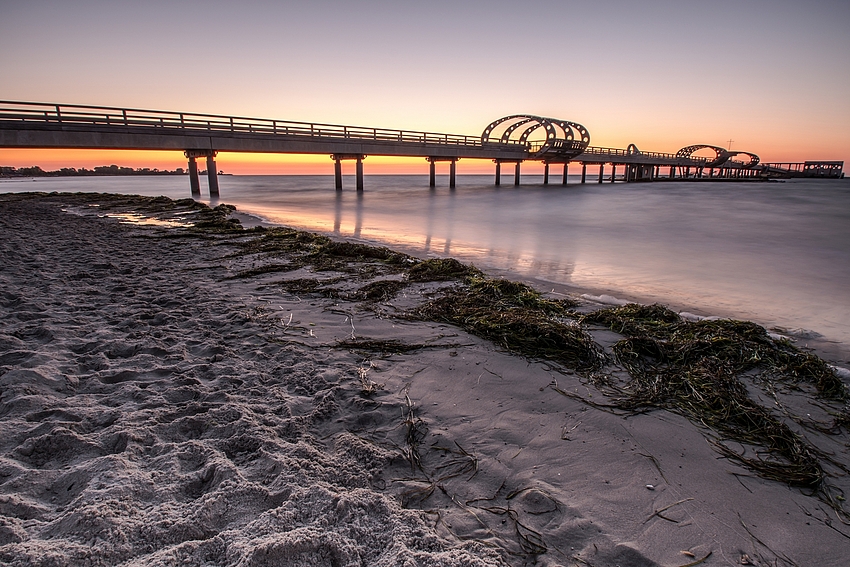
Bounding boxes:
[495,161,501,186]
[429,160,436,187]
[669,166,675,179]
[543,163,550,185]
[581,163,587,184]
[598,164,604,183]
[334,158,342,190]
[611,165,616,183]
[187,156,200,197]
[449,159,457,188]
[331,154,367,191]
[562,163,569,185]
[514,162,521,186]
[206,154,220,197]
[356,156,364,192]
[185,150,218,197]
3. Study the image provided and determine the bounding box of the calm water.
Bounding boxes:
[3,174,849,353]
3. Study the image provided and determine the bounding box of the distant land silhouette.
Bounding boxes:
[0,165,191,177]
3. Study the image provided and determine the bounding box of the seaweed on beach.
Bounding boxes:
[407,258,482,282]
[580,303,849,498]
[234,228,417,276]
[191,203,244,232]
[413,276,600,371]
[355,279,409,302]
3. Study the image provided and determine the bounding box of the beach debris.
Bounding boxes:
[581,302,849,517]
[642,498,694,524]
[414,276,601,371]
[356,362,384,395]
[645,484,655,490]
[407,257,482,282]
[677,551,713,567]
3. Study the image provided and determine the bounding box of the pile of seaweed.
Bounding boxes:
[231,226,416,278]
[580,303,849,514]
[413,267,602,371]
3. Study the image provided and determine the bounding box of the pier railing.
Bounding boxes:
[579,146,707,162]
[0,101,524,150]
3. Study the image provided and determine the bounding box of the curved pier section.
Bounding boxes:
[481,115,590,160]
[0,100,842,195]
[676,144,760,168]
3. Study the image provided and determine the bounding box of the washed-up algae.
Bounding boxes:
[413,276,602,372]
[581,303,849,516]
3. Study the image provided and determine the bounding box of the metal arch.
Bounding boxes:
[500,117,538,142]
[481,114,558,156]
[627,144,641,155]
[553,120,589,145]
[481,114,589,159]
[482,115,539,142]
[676,144,729,166]
[728,151,760,168]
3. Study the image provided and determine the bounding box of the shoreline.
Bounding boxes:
[1,192,849,566]
[233,204,850,367]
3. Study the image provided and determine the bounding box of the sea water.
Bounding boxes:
[3,174,848,354]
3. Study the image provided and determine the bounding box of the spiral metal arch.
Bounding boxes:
[482,115,590,159]
[677,144,760,168]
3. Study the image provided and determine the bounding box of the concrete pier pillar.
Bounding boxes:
[331,154,365,190]
[449,160,456,188]
[669,166,675,179]
[562,163,569,185]
[598,164,604,183]
[543,163,549,185]
[334,158,343,190]
[187,156,200,197]
[205,154,220,197]
[356,156,364,192]
[495,161,501,186]
[429,159,436,188]
[655,165,660,178]
[611,165,616,183]
[514,162,521,186]
[581,163,587,184]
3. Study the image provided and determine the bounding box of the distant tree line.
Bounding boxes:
[0,165,187,177]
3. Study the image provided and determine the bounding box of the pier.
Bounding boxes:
[0,101,843,196]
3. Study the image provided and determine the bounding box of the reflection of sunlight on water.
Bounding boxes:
[104,212,191,227]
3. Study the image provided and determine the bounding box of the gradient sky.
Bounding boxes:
[2,0,849,174]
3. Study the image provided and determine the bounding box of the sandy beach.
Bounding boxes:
[1,192,849,567]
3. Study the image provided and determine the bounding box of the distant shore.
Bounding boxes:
[1,191,849,566]
[0,164,188,178]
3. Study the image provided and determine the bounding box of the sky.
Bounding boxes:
[1,0,849,174]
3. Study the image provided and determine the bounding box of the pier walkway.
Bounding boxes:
[0,101,842,196]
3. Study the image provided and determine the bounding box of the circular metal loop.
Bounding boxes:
[728,151,760,168]
[677,145,760,168]
[482,115,590,159]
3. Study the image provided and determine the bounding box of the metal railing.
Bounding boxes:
[0,100,526,150]
[577,146,707,162]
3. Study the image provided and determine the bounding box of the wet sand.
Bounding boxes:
[1,192,848,566]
